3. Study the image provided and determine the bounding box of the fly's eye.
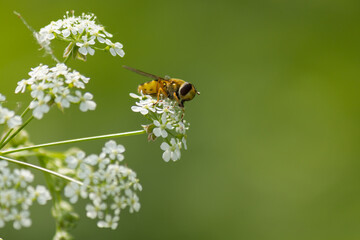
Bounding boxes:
[179,83,193,96]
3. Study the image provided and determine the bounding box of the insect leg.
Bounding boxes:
[154,86,168,105]
[172,92,184,108]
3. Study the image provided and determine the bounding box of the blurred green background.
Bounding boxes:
[1,0,360,239]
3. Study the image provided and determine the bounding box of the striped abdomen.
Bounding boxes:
[138,80,159,95]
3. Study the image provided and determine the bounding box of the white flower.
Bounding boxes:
[0,108,14,124]
[12,210,32,229]
[64,182,84,203]
[0,108,22,128]
[126,190,140,213]
[66,150,85,169]
[102,140,125,161]
[77,163,93,182]
[86,202,106,219]
[28,64,50,79]
[97,214,119,229]
[131,93,190,162]
[77,36,96,55]
[152,113,174,138]
[13,169,34,187]
[37,11,125,58]
[130,95,158,115]
[29,94,51,119]
[85,154,110,169]
[131,105,149,115]
[51,63,69,76]
[62,141,141,228]
[1,189,17,207]
[30,81,50,99]
[105,39,125,57]
[0,164,53,230]
[77,91,96,112]
[15,79,35,94]
[55,88,76,109]
[17,63,95,118]
[48,79,64,94]
[0,208,9,227]
[65,73,85,89]
[89,27,106,43]
[72,70,90,85]
[176,121,187,134]
[27,185,51,205]
[111,196,127,215]
[160,138,181,162]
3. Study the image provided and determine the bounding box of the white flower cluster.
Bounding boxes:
[15,63,96,119]
[130,93,189,162]
[0,161,51,229]
[0,94,22,128]
[63,140,141,230]
[37,11,124,58]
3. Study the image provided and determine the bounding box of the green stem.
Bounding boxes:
[0,130,13,147]
[0,116,34,149]
[20,106,31,118]
[0,155,83,185]
[0,129,146,155]
[38,157,61,202]
[0,106,31,146]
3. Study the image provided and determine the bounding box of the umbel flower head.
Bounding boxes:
[130,93,190,162]
[36,11,125,60]
[63,140,141,229]
[0,160,51,229]
[15,63,96,119]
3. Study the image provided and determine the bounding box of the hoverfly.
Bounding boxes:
[123,65,199,107]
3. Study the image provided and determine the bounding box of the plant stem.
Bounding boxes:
[20,106,31,118]
[0,130,13,147]
[0,129,146,155]
[0,106,31,146]
[0,116,34,149]
[0,155,83,185]
[63,52,71,64]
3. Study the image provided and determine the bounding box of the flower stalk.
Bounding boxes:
[0,129,145,155]
[0,155,83,185]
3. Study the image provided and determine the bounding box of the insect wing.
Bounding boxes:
[123,65,163,80]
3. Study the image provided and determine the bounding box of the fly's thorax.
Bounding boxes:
[164,79,180,99]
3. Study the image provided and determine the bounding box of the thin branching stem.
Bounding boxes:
[0,116,34,149]
[0,106,31,146]
[0,129,146,155]
[0,155,83,185]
